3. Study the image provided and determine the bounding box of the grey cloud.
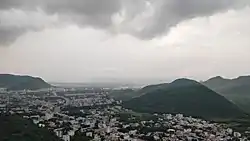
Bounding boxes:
[0,0,121,15]
[43,0,121,27]
[0,0,40,10]
[0,0,122,46]
[0,0,249,46]
[0,0,121,27]
[0,27,24,46]
[44,0,120,16]
[0,0,37,46]
[134,0,248,38]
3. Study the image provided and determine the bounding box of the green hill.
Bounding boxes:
[204,76,250,95]
[204,75,250,113]
[0,74,51,90]
[123,79,246,119]
[110,83,170,101]
[109,89,136,100]
[0,114,61,141]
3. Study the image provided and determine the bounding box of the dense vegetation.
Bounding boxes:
[109,89,136,100]
[0,114,61,141]
[0,74,51,90]
[123,79,246,119]
[204,76,250,113]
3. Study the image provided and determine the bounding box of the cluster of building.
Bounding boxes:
[0,89,249,141]
[65,93,115,107]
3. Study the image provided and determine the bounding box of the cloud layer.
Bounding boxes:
[1,0,250,45]
[1,0,250,83]
[1,6,250,83]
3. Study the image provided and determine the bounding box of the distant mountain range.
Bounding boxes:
[204,76,250,95]
[0,74,51,90]
[123,79,246,119]
[203,75,250,113]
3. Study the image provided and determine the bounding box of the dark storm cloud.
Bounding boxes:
[43,0,121,27]
[0,0,249,45]
[0,0,121,46]
[0,0,121,26]
[135,0,247,38]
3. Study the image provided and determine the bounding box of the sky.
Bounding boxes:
[0,0,250,83]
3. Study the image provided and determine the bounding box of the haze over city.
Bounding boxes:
[1,0,250,83]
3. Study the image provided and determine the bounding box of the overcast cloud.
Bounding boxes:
[1,0,250,44]
[0,0,250,83]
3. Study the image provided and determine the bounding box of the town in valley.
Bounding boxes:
[0,87,248,141]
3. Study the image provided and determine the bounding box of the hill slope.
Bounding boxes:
[204,76,250,113]
[109,89,136,101]
[0,114,60,141]
[123,79,246,119]
[204,76,250,95]
[0,74,51,90]
[110,83,170,101]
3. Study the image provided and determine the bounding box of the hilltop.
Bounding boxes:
[123,79,246,119]
[204,75,250,113]
[204,76,250,95]
[0,74,51,90]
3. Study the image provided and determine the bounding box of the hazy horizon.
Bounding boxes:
[2,73,250,87]
[1,0,250,83]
